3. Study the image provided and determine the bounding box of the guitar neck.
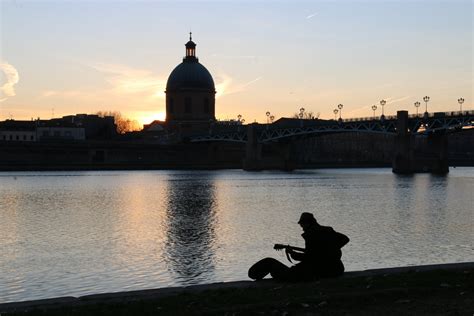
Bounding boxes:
[288,245,305,252]
[275,244,305,252]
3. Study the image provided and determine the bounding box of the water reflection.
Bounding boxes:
[163,175,218,284]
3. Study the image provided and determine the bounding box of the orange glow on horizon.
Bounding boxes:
[134,111,166,126]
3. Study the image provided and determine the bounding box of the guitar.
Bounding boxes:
[273,244,305,263]
[273,244,305,252]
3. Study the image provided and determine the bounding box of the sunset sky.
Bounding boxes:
[0,0,471,125]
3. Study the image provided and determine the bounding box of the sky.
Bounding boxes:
[0,0,472,125]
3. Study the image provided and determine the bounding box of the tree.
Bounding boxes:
[292,110,320,120]
[96,111,141,134]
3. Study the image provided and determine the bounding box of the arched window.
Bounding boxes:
[185,97,192,113]
[203,98,209,114]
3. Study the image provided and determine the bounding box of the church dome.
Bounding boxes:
[166,61,215,92]
[166,34,215,92]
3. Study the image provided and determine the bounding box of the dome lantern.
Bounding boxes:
[185,32,197,60]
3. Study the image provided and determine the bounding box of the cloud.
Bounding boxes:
[210,53,259,60]
[343,96,412,118]
[0,61,20,102]
[306,12,318,19]
[41,90,82,98]
[91,63,167,98]
[386,96,411,105]
[40,63,168,103]
[215,74,262,98]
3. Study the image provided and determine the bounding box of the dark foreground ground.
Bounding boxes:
[1,263,472,316]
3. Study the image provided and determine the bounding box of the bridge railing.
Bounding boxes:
[338,110,473,122]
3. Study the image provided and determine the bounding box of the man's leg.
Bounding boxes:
[248,258,291,281]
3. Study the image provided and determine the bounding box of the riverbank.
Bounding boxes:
[1,262,472,315]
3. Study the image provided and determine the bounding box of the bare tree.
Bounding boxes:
[292,110,320,120]
[96,111,141,134]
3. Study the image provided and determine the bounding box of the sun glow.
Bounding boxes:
[135,111,166,126]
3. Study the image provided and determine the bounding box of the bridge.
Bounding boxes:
[191,111,474,143]
[190,110,474,174]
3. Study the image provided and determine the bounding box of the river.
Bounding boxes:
[1,168,473,303]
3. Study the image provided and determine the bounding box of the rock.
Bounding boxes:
[318,301,328,307]
[396,299,411,304]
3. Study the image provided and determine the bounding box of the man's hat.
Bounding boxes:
[298,212,316,224]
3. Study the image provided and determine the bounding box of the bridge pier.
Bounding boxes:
[242,124,294,171]
[392,110,449,174]
[242,123,262,170]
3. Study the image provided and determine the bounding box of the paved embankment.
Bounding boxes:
[1,262,473,315]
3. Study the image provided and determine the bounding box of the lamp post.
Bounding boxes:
[299,107,305,119]
[458,98,464,112]
[270,115,275,123]
[237,114,242,122]
[371,105,377,119]
[379,99,386,119]
[414,101,421,117]
[337,104,343,121]
[333,109,338,120]
[266,111,270,124]
[423,96,430,113]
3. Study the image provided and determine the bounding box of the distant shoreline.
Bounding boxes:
[1,163,473,172]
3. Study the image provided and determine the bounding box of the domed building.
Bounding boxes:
[166,34,216,124]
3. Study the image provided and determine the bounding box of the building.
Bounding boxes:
[0,114,117,142]
[164,33,216,136]
[0,120,37,142]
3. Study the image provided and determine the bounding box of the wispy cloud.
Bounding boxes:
[40,63,167,102]
[91,63,167,98]
[210,53,259,60]
[215,74,262,98]
[306,12,318,19]
[386,96,411,105]
[41,90,82,98]
[0,61,20,102]
[344,96,412,118]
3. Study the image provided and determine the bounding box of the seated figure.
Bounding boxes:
[248,212,350,282]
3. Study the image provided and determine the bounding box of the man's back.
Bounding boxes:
[298,224,349,277]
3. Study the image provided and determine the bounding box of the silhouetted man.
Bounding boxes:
[248,212,349,282]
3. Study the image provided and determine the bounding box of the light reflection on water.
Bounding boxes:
[0,169,473,303]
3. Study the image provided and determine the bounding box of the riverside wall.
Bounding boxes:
[0,129,472,171]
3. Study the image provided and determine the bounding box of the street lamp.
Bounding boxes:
[379,99,386,119]
[237,114,242,122]
[414,101,421,117]
[333,109,338,120]
[299,107,305,119]
[458,98,464,112]
[270,115,275,123]
[337,104,343,121]
[266,111,271,124]
[371,105,377,119]
[423,96,430,113]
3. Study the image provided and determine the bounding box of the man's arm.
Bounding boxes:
[288,248,305,261]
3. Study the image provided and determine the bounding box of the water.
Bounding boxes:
[1,168,473,303]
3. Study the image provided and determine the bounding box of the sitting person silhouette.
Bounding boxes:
[248,212,350,282]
